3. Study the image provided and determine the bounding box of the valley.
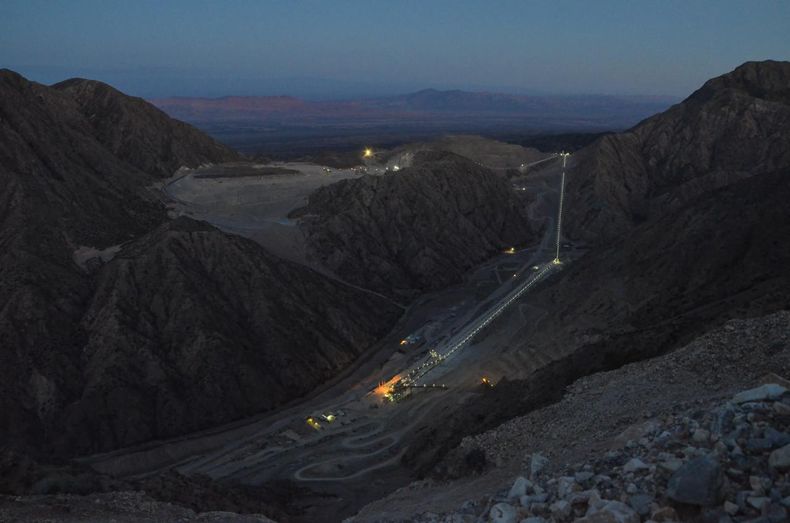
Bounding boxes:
[79,143,579,522]
[1,59,789,523]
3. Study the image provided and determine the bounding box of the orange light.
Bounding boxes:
[363,148,374,158]
[400,339,408,345]
[374,375,401,398]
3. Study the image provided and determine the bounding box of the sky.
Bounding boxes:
[2,0,789,99]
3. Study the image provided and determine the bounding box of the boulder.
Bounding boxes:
[732,384,788,404]
[489,502,517,523]
[769,443,790,470]
[579,500,640,523]
[622,458,649,473]
[530,453,549,478]
[549,500,571,519]
[508,476,530,500]
[667,455,722,506]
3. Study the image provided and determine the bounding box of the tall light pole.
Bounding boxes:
[554,152,571,264]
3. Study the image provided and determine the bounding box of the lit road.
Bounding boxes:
[393,152,571,389]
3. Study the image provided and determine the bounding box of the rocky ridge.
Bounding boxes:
[298,150,535,298]
[565,60,790,244]
[53,77,240,177]
[52,218,401,455]
[0,70,400,458]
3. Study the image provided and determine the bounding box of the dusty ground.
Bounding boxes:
[161,161,363,266]
[0,491,276,523]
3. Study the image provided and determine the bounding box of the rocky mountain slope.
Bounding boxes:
[54,78,239,177]
[565,60,790,244]
[380,60,790,507]
[56,218,401,455]
[296,150,535,298]
[352,312,790,522]
[0,70,400,458]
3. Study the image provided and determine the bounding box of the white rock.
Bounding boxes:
[490,502,517,523]
[583,500,640,523]
[732,384,787,403]
[623,458,649,473]
[557,476,578,498]
[549,499,571,519]
[508,476,530,500]
[530,453,549,478]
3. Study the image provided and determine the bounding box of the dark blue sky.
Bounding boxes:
[2,0,788,99]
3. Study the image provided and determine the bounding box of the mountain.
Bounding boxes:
[151,90,677,123]
[295,151,534,298]
[565,60,790,244]
[58,218,400,455]
[0,70,399,458]
[399,60,790,480]
[53,79,240,177]
[150,89,677,157]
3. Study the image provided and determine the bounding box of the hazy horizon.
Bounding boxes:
[3,0,789,99]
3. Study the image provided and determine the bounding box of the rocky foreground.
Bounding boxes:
[350,312,790,523]
[362,380,790,523]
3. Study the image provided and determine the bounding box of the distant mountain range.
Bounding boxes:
[150,89,679,155]
[151,89,678,129]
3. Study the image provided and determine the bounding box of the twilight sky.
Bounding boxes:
[2,0,789,99]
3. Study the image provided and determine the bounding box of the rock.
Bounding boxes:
[520,518,547,523]
[659,458,683,473]
[774,402,790,416]
[667,455,722,506]
[623,458,649,473]
[530,454,549,479]
[693,429,711,443]
[769,444,790,470]
[557,476,578,498]
[766,503,788,523]
[575,471,595,483]
[733,384,788,404]
[549,500,571,519]
[748,497,770,510]
[650,506,679,522]
[489,502,517,523]
[723,501,739,515]
[628,494,653,516]
[508,476,530,500]
[521,493,548,506]
[750,476,768,495]
[763,427,790,448]
[581,500,640,523]
[569,489,601,507]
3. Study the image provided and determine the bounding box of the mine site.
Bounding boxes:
[2,2,790,523]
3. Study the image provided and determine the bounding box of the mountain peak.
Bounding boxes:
[688,59,790,104]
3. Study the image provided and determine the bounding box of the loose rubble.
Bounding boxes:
[392,380,790,522]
